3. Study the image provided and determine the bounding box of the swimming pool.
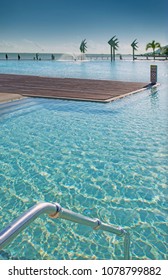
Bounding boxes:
[0,60,167,260]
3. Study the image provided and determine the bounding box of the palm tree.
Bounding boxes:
[108,36,119,61]
[161,45,168,56]
[112,37,119,61]
[131,39,138,60]
[80,39,87,60]
[146,40,161,60]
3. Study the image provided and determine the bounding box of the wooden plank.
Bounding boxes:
[0,74,150,103]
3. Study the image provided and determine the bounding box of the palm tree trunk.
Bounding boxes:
[110,46,112,61]
[113,48,115,60]
[153,47,155,60]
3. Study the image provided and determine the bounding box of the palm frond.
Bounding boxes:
[80,39,87,54]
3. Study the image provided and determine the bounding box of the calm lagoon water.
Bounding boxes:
[0,60,168,260]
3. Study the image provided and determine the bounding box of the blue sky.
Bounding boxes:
[0,0,167,54]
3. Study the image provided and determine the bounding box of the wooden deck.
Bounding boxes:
[0,74,151,103]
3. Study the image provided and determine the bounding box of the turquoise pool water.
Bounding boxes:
[0,59,167,82]
[0,60,168,260]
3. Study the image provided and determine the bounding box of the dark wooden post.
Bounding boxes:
[150,65,157,84]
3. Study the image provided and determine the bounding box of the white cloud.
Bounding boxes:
[0,38,47,52]
[0,38,146,54]
[0,40,19,51]
[23,39,46,51]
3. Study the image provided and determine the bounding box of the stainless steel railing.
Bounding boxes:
[0,202,130,259]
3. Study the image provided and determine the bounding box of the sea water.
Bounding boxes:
[0,60,167,260]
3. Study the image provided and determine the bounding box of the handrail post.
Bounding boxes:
[123,230,130,260]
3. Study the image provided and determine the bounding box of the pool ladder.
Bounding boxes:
[0,202,130,259]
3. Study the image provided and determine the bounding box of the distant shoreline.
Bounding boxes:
[0,52,167,61]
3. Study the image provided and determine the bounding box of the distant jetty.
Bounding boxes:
[134,54,168,61]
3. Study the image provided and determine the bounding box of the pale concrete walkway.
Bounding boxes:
[0,92,24,103]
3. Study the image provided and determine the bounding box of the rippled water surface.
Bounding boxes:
[0,60,167,260]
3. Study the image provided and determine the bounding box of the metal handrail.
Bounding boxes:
[0,202,130,259]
